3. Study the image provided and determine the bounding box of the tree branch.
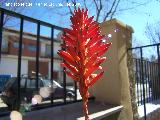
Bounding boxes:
[66,0,74,15]
[145,23,157,43]
[1,0,33,26]
[93,0,99,10]
[117,0,151,12]
[103,0,117,22]
[93,0,103,22]
[110,0,121,19]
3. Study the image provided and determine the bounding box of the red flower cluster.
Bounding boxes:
[58,8,111,120]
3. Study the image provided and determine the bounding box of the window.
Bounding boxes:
[13,42,19,48]
[45,44,60,58]
[27,80,43,88]
[45,45,51,56]
[20,78,27,88]
[2,38,8,52]
[21,78,44,88]
[13,42,24,49]
[28,44,36,52]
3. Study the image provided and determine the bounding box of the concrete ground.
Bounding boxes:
[138,99,160,118]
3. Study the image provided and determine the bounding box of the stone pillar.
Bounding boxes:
[89,19,134,120]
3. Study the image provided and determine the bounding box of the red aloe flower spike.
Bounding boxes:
[58,8,111,120]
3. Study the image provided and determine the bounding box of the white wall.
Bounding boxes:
[54,42,60,57]
[48,60,73,83]
[0,57,28,77]
[48,60,61,79]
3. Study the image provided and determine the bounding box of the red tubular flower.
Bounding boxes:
[57,8,111,120]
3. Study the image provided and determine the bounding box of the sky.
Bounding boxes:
[116,0,160,46]
[1,0,160,47]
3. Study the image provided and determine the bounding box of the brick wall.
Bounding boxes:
[8,35,37,57]
[28,61,48,77]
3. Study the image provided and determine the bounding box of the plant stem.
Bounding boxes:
[83,96,89,120]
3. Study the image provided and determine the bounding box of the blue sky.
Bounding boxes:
[1,0,160,47]
[116,0,160,46]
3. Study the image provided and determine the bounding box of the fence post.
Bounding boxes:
[17,18,24,109]
[140,47,147,120]
[36,22,40,91]
[157,44,160,98]
[89,19,134,120]
[0,11,4,62]
[50,26,54,104]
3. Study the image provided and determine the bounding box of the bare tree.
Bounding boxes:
[0,0,33,26]
[0,0,154,28]
[145,21,160,44]
[58,0,152,22]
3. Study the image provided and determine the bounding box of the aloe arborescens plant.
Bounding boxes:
[58,8,111,120]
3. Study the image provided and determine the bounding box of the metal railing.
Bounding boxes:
[128,43,160,120]
[134,58,160,104]
[0,7,80,116]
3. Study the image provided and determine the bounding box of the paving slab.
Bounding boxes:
[0,101,123,120]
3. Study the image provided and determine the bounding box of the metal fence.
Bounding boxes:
[128,43,160,120]
[134,58,160,106]
[0,7,80,116]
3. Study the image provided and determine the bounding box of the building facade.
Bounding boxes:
[0,28,67,83]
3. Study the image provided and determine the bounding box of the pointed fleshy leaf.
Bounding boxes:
[97,66,103,70]
[87,23,99,32]
[85,16,94,26]
[64,28,76,37]
[97,43,112,57]
[89,43,111,54]
[85,54,98,68]
[93,59,104,68]
[64,70,79,82]
[62,35,76,46]
[87,40,102,55]
[86,35,104,47]
[84,65,100,79]
[87,25,100,38]
[95,57,106,66]
[88,71,104,87]
[70,16,77,26]
[66,46,80,61]
[84,8,88,18]
[61,62,78,75]
[57,51,76,66]
[88,21,98,29]
[85,58,105,79]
